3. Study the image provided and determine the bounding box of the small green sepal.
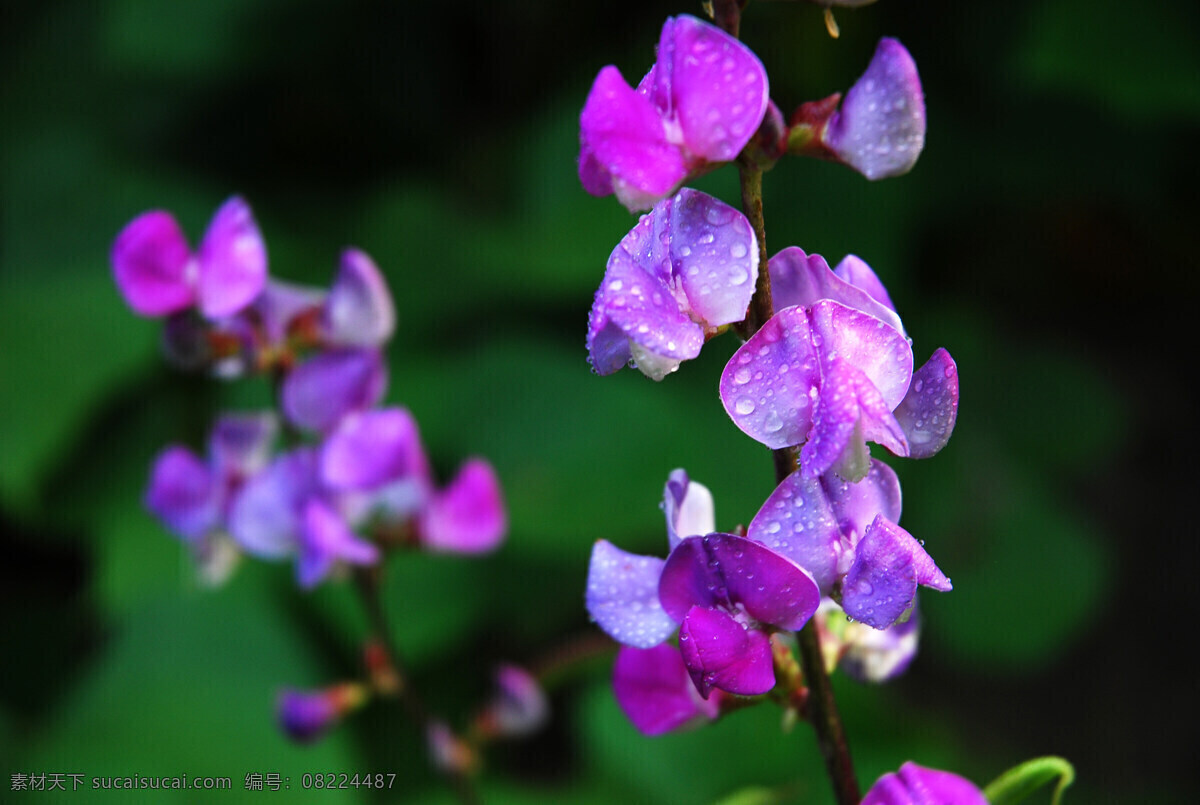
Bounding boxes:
[983,756,1075,805]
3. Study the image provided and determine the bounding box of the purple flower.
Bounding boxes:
[746,460,951,630]
[476,664,549,739]
[321,248,395,348]
[612,644,724,735]
[824,39,926,180]
[587,189,758,380]
[720,248,958,480]
[145,411,278,551]
[281,348,388,432]
[276,683,367,744]
[836,599,921,683]
[227,439,391,588]
[790,39,926,181]
[587,471,819,698]
[579,15,769,211]
[862,762,987,805]
[111,196,267,319]
[661,533,820,697]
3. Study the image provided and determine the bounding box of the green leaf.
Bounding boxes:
[984,756,1075,805]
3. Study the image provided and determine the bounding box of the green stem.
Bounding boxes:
[354,567,481,805]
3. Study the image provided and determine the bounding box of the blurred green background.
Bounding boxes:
[2,0,1196,802]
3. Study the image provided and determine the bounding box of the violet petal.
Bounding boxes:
[769,247,904,335]
[667,189,758,327]
[145,446,219,541]
[297,497,379,588]
[111,210,195,317]
[894,348,959,459]
[840,599,921,683]
[323,248,396,347]
[320,407,417,491]
[208,411,278,479]
[801,356,908,480]
[579,65,685,208]
[586,540,677,648]
[678,605,775,698]
[842,515,949,629]
[824,38,926,180]
[227,448,319,558]
[282,348,387,432]
[862,762,987,805]
[612,644,719,736]
[254,279,325,345]
[833,254,897,313]
[747,470,843,593]
[195,196,268,319]
[658,15,769,162]
[822,459,903,544]
[418,458,507,554]
[810,299,912,409]
[659,534,819,630]
[719,305,819,449]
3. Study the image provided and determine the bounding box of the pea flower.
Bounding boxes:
[789,38,926,180]
[276,683,367,744]
[145,412,278,582]
[587,189,759,380]
[587,471,820,699]
[746,459,951,629]
[474,664,549,739]
[111,196,267,319]
[281,348,388,432]
[720,248,958,480]
[579,14,769,211]
[862,762,987,805]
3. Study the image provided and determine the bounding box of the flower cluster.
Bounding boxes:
[115,198,508,591]
[579,11,959,741]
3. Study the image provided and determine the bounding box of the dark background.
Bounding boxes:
[2,0,1196,802]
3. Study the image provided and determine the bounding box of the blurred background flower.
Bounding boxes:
[1,0,1196,802]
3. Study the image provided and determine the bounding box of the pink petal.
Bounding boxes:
[320,407,418,491]
[658,15,769,162]
[894,348,959,459]
[196,196,268,318]
[678,605,775,698]
[111,210,195,316]
[418,459,507,554]
[770,247,904,335]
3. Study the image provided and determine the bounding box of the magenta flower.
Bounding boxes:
[862,762,987,805]
[747,459,950,629]
[612,644,724,736]
[720,248,958,480]
[281,348,388,432]
[111,196,267,319]
[587,189,758,380]
[791,39,926,181]
[579,15,769,211]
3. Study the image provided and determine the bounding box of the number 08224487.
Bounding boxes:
[300,773,397,789]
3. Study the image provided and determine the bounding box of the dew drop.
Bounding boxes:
[735,398,756,415]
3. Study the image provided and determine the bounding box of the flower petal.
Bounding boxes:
[144,446,218,541]
[323,248,395,347]
[111,210,195,316]
[418,458,507,554]
[747,469,843,593]
[862,762,987,805]
[668,189,758,327]
[196,196,268,318]
[810,299,912,409]
[208,411,278,479]
[659,534,819,631]
[769,247,904,335]
[254,279,325,345]
[801,356,907,480]
[719,305,820,449]
[586,540,676,649]
[840,599,921,683]
[894,348,959,459]
[320,407,417,491]
[658,15,769,162]
[824,38,926,180]
[297,497,379,588]
[823,459,903,543]
[678,605,774,697]
[833,254,897,313]
[842,515,949,630]
[580,65,685,209]
[663,469,715,550]
[613,644,720,735]
[282,348,387,432]
[227,448,319,558]
[586,249,704,380]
